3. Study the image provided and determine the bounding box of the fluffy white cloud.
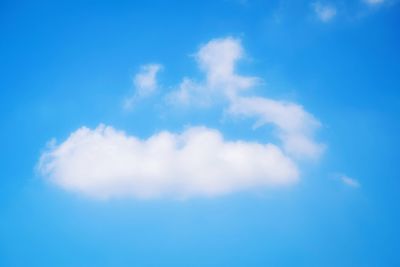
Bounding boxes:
[168,37,258,106]
[39,37,324,200]
[313,2,337,22]
[124,64,162,109]
[340,175,360,188]
[38,125,298,199]
[196,37,257,94]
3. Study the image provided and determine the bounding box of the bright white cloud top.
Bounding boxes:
[38,37,324,199]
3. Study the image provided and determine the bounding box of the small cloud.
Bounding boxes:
[124,63,162,109]
[313,2,337,22]
[228,96,325,160]
[340,175,361,188]
[168,37,258,106]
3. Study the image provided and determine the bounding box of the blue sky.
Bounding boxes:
[1,0,400,266]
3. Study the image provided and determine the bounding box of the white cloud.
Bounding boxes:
[228,96,324,159]
[38,37,324,200]
[124,63,162,109]
[364,0,385,5]
[196,37,257,94]
[38,125,298,199]
[313,2,337,22]
[168,37,258,106]
[169,37,323,159]
[340,175,361,188]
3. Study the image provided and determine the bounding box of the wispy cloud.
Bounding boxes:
[313,2,337,22]
[228,96,324,159]
[169,37,324,159]
[124,63,162,109]
[340,175,361,188]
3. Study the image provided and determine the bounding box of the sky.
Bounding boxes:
[0,0,400,266]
